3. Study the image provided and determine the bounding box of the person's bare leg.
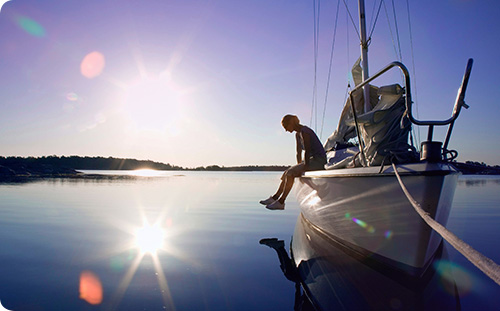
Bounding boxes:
[272,177,286,200]
[278,176,295,204]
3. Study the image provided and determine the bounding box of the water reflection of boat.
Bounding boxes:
[287,213,460,310]
[296,0,472,277]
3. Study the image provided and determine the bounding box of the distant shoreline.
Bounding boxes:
[0,156,288,181]
[1,155,499,182]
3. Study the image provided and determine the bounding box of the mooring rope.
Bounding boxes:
[391,163,500,286]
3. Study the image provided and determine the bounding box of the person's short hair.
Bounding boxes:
[281,114,299,128]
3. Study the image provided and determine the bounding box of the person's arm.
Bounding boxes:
[296,147,302,164]
[295,133,303,164]
[302,131,312,167]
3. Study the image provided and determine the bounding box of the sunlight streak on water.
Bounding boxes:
[130,169,165,177]
[108,252,144,310]
[152,255,175,310]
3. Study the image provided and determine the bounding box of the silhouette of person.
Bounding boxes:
[260,115,326,210]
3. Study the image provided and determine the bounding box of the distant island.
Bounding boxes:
[0,156,288,181]
[0,155,499,181]
[449,161,500,175]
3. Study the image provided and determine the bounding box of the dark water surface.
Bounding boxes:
[0,172,499,310]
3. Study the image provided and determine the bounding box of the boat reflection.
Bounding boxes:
[261,213,461,310]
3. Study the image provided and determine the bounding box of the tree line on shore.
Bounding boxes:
[1,155,499,179]
[0,155,182,171]
[452,161,500,175]
[0,156,288,177]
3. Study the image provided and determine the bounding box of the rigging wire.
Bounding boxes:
[341,0,360,40]
[345,2,353,107]
[342,1,354,145]
[320,0,341,140]
[346,5,351,83]
[405,0,421,148]
[344,3,352,84]
[382,0,400,61]
[310,0,321,130]
[368,0,378,33]
[391,0,403,61]
[368,0,383,41]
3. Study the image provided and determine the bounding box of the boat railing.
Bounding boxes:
[348,58,473,163]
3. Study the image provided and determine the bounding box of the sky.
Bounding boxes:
[0,0,499,168]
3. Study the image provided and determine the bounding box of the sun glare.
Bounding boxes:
[123,75,181,132]
[135,223,165,255]
[109,218,177,309]
[130,169,163,177]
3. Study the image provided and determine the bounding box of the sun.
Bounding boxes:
[123,74,181,132]
[134,222,166,255]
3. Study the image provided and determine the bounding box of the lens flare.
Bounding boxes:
[81,51,105,79]
[79,271,103,305]
[349,215,376,233]
[384,230,393,239]
[16,16,46,37]
[434,260,473,295]
[66,92,79,101]
[352,217,366,228]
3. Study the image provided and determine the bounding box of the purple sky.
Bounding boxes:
[1,0,499,167]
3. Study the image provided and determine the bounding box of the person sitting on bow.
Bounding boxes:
[260,114,326,210]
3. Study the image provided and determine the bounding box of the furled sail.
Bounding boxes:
[324,60,416,169]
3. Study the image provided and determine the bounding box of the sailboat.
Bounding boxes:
[294,0,472,277]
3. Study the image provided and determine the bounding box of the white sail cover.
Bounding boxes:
[324,61,415,168]
[356,84,414,166]
[323,85,379,151]
[324,58,379,151]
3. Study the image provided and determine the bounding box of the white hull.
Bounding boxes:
[295,162,459,276]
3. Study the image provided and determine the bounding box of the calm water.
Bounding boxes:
[0,172,499,310]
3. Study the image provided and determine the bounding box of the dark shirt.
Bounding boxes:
[296,126,326,159]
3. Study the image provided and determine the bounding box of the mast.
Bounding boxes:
[358,0,370,113]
